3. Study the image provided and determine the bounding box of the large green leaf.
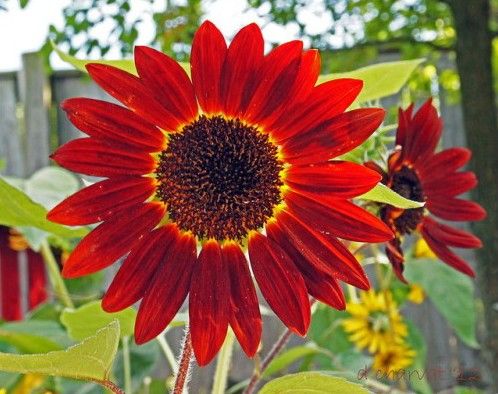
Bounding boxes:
[357,183,425,209]
[259,372,369,394]
[0,321,120,382]
[263,345,325,378]
[319,59,424,103]
[53,42,190,75]
[0,321,67,354]
[24,167,80,210]
[61,301,136,341]
[0,177,87,239]
[404,258,478,348]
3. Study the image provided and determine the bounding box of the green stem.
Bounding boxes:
[122,336,132,394]
[157,333,179,374]
[39,240,74,308]
[211,329,235,394]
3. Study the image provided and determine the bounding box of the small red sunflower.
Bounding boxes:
[0,226,48,321]
[369,99,486,282]
[48,21,392,365]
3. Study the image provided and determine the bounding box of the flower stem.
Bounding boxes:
[157,332,179,374]
[173,327,193,394]
[243,328,293,394]
[211,329,235,394]
[39,239,74,308]
[121,336,132,394]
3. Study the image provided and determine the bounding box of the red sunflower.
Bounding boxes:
[0,226,48,321]
[48,21,393,365]
[370,99,486,282]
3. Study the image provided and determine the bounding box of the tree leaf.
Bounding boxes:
[357,183,425,209]
[52,41,190,75]
[404,258,478,348]
[263,346,324,378]
[319,59,424,103]
[259,372,369,394]
[0,320,120,382]
[60,301,136,341]
[0,177,87,239]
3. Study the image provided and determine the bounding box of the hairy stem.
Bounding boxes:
[173,328,193,394]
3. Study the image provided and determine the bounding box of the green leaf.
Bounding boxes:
[319,59,424,103]
[0,321,67,354]
[60,301,136,341]
[0,320,120,382]
[404,258,478,348]
[357,183,425,209]
[19,0,29,8]
[52,41,190,75]
[0,177,87,239]
[259,372,369,394]
[25,167,80,210]
[263,346,324,378]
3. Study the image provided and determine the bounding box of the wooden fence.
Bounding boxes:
[0,51,485,392]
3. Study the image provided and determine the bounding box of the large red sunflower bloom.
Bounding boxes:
[371,99,486,282]
[48,21,393,365]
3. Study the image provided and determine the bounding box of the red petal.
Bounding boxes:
[284,192,393,242]
[248,232,310,335]
[86,63,182,131]
[244,41,303,124]
[418,147,471,179]
[286,161,381,198]
[62,203,165,278]
[27,250,47,309]
[385,237,407,283]
[48,176,156,226]
[222,242,262,357]
[404,99,442,163]
[102,225,179,312]
[420,225,475,277]
[267,222,345,310]
[421,217,482,249]
[190,240,230,366]
[427,197,486,222]
[0,228,21,321]
[221,23,264,117]
[423,171,477,197]
[276,210,370,289]
[191,21,227,114]
[134,232,197,344]
[134,46,198,123]
[283,108,385,165]
[61,98,165,151]
[270,78,363,142]
[50,138,156,177]
[395,104,414,147]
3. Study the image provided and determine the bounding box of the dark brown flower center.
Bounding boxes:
[156,115,284,241]
[389,166,425,234]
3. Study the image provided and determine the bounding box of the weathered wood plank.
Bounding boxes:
[19,52,50,175]
[0,75,24,176]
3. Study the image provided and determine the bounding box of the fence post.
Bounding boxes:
[19,52,50,176]
[0,74,24,177]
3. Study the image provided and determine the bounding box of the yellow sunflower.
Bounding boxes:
[342,289,408,353]
[372,344,416,379]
